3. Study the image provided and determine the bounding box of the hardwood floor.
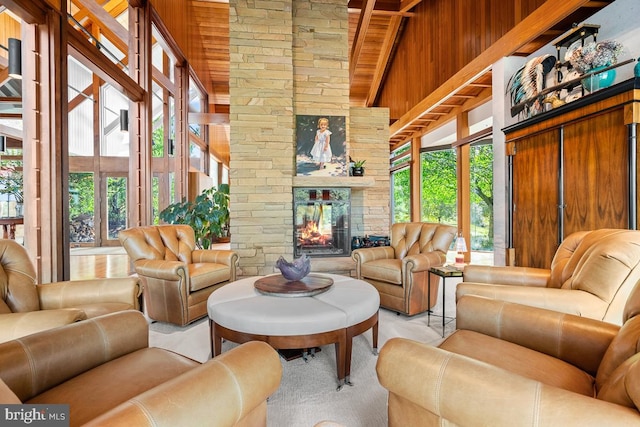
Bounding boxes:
[70,253,132,280]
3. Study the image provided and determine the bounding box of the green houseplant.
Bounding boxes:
[352,159,366,176]
[159,184,230,249]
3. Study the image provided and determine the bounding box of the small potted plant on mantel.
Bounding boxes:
[351,159,366,176]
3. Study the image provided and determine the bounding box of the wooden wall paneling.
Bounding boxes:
[512,130,559,268]
[562,108,629,236]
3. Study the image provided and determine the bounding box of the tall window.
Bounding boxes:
[420,148,457,225]
[391,145,410,223]
[470,140,494,263]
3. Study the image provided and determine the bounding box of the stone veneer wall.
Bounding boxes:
[229,0,389,276]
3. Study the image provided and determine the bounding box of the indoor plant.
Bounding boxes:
[159,183,230,249]
[351,159,366,176]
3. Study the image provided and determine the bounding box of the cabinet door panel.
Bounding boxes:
[563,109,628,235]
[513,131,559,268]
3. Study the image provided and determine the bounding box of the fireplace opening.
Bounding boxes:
[294,188,351,258]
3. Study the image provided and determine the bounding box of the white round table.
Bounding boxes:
[207,273,380,389]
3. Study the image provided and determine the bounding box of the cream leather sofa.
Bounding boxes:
[352,222,456,315]
[0,239,141,343]
[377,290,640,426]
[119,224,239,326]
[0,310,281,427]
[458,228,640,325]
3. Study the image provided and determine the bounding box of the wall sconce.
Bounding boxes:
[168,138,175,156]
[0,38,21,79]
[8,38,21,79]
[0,135,5,153]
[454,234,468,267]
[119,109,129,132]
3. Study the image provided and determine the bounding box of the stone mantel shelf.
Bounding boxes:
[293,176,375,188]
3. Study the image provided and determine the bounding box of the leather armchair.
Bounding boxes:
[458,228,640,325]
[0,310,282,427]
[0,239,141,343]
[119,224,239,326]
[352,222,456,315]
[376,290,640,426]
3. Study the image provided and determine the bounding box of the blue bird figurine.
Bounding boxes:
[635,57,640,78]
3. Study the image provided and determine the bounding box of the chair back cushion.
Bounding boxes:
[549,230,640,316]
[0,240,38,313]
[390,222,455,260]
[119,225,195,264]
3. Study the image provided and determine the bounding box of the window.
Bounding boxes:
[420,148,457,225]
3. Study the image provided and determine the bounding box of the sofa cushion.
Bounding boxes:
[440,330,595,397]
[361,259,402,285]
[74,302,137,319]
[27,347,198,426]
[596,353,640,408]
[189,263,231,292]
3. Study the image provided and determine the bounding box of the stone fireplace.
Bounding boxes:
[294,188,351,258]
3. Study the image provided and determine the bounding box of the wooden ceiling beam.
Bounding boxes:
[1,0,47,24]
[390,0,595,139]
[73,0,130,47]
[365,14,402,106]
[349,0,376,83]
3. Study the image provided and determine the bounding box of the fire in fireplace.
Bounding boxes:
[294,188,351,257]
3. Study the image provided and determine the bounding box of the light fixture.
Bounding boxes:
[8,38,21,79]
[454,234,468,267]
[168,138,175,156]
[0,135,5,152]
[119,109,129,132]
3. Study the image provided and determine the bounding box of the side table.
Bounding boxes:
[428,265,463,337]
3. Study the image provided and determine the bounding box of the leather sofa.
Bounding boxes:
[352,222,456,315]
[119,224,239,326]
[458,228,640,325]
[376,290,640,426]
[0,310,282,427]
[0,239,141,343]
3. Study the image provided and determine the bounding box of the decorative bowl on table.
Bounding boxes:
[276,254,311,281]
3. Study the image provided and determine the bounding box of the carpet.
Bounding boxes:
[148,294,458,427]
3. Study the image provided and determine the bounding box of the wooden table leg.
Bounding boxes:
[335,331,347,391]
[210,319,223,357]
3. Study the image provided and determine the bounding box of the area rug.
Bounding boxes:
[149,304,456,427]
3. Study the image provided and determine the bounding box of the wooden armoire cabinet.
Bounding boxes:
[503,78,640,269]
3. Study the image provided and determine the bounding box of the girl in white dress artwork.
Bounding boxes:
[310,117,332,169]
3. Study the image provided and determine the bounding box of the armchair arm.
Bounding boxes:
[463,265,550,287]
[403,251,445,273]
[133,259,188,281]
[193,249,239,281]
[37,277,141,311]
[455,296,619,375]
[352,246,395,264]
[456,283,610,321]
[0,310,87,344]
[0,311,148,402]
[84,341,282,427]
[377,338,640,427]
[192,249,238,266]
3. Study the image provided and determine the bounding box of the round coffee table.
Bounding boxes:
[207,273,380,390]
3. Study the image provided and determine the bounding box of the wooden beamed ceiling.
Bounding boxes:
[0,0,617,150]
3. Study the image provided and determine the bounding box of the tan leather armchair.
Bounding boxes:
[352,222,456,315]
[0,239,141,343]
[119,224,239,326]
[458,229,640,325]
[0,310,282,427]
[377,290,640,426]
